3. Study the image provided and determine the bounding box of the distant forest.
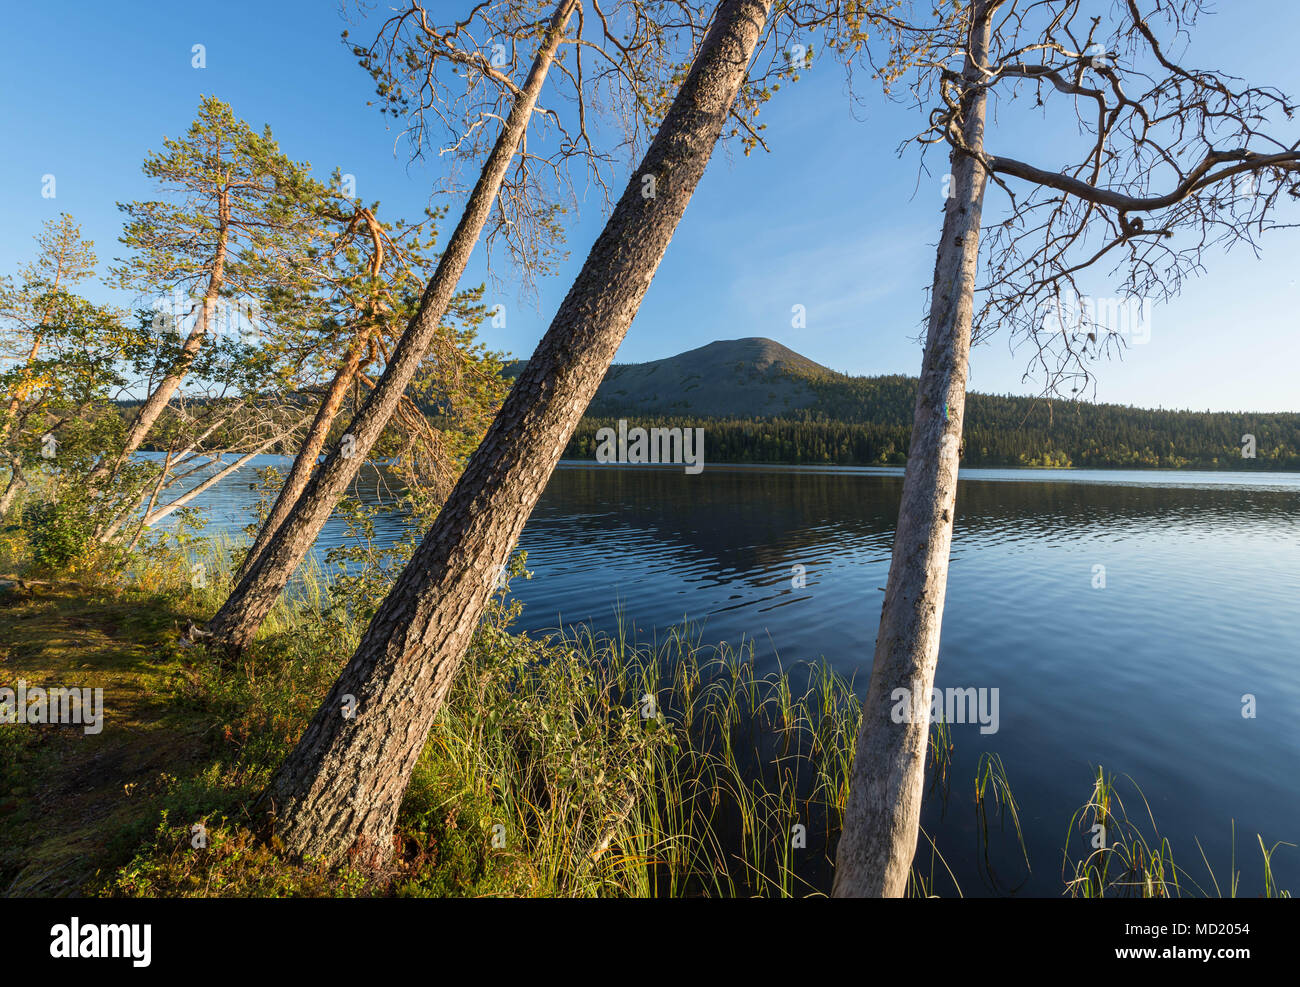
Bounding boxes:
[116,371,1300,471]
[572,375,1300,469]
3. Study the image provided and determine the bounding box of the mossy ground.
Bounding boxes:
[0,584,209,894]
[0,582,536,897]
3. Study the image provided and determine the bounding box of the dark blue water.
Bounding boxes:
[161,455,1300,896]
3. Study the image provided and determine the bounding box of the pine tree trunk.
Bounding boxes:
[256,0,773,867]
[95,209,230,486]
[205,0,580,652]
[234,332,368,582]
[0,334,44,452]
[832,1,993,898]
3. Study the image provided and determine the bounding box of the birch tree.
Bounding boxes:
[0,217,127,520]
[0,215,109,516]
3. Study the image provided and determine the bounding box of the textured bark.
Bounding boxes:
[832,3,993,898]
[256,0,773,867]
[205,0,579,652]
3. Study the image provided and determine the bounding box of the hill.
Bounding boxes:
[506,337,837,418]
[505,337,1300,470]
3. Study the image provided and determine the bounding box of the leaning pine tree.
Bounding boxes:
[255,0,775,867]
[102,96,328,488]
[234,204,389,582]
[205,0,580,652]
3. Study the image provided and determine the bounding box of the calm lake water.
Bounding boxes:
[165,455,1300,896]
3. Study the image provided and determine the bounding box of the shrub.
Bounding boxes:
[23,494,98,571]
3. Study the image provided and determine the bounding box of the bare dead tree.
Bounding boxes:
[348,0,710,291]
[834,0,1300,897]
[347,0,886,284]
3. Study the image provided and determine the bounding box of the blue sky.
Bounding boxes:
[2,0,1297,412]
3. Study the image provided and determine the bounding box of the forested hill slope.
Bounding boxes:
[506,337,1300,469]
[505,337,834,418]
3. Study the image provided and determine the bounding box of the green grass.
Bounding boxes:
[1,525,868,897]
[0,511,1291,897]
[0,582,209,894]
[1062,767,1292,898]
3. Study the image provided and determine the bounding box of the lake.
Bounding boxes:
[162,455,1300,897]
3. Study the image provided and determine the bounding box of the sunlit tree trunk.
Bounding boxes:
[206,0,580,652]
[234,328,371,582]
[832,0,993,898]
[255,0,774,867]
[0,334,46,451]
[96,199,229,487]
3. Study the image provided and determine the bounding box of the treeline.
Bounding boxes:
[570,377,1300,469]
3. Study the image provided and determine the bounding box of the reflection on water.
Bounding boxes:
[163,454,1300,896]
